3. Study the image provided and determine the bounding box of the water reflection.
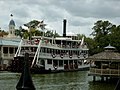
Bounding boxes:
[0,71,116,90]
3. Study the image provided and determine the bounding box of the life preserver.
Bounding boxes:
[69,54,72,58]
[34,39,39,45]
[60,53,64,58]
[77,55,80,58]
[77,52,81,58]
[83,54,86,58]
[45,40,49,44]
[53,65,58,70]
[51,53,56,58]
[27,40,31,44]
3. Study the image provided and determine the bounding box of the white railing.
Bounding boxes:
[22,39,88,50]
[2,53,14,59]
[39,53,88,60]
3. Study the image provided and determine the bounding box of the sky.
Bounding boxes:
[0,0,120,37]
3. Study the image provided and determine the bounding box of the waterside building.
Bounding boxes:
[88,44,120,81]
[0,16,20,70]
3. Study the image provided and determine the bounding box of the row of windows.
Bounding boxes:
[47,59,78,67]
[3,47,17,54]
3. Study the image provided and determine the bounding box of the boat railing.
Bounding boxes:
[19,50,36,57]
[39,53,87,59]
[89,68,120,76]
[22,39,38,46]
[22,39,87,49]
[2,53,14,59]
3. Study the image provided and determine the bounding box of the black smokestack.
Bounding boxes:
[63,19,67,37]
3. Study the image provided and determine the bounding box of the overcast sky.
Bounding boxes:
[0,0,120,37]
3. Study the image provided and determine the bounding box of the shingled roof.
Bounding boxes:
[88,44,120,61]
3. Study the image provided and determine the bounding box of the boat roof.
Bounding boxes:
[0,38,20,46]
[55,37,72,40]
[32,36,81,42]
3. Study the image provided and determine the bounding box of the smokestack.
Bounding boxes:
[63,19,67,37]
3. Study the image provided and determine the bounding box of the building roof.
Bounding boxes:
[88,51,120,60]
[88,45,120,61]
[0,38,20,46]
[9,19,15,26]
[104,44,116,49]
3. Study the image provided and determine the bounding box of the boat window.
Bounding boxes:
[56,50,58,54]
[34,47,37,52]
[15,47,17,52]
[53,60,58,66]
[25,47,29,50]
[49,49,52,53]
[9,47,14,54]
[59,60,63,67]
[41,47,45,52]
[81,50,84,54]
[47,59,52,64]
[47,48,50,53]
[69,60,73,64]
[78,60,82,65]
[64,60,68,65]
[3,47,8,54]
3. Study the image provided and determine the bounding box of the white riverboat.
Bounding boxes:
[9,20,89,73]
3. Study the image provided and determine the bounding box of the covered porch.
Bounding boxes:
[88,44,120,81]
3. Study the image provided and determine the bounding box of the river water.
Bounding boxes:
[0,71,116,90]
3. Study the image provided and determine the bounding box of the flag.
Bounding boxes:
[10,14,13,17]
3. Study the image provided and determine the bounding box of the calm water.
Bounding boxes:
[0,71,116,90]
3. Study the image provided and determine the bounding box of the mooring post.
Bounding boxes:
[101,76,104,82]
[93,76,96,82]
[16,53,35,90]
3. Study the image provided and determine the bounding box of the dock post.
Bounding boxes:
[101,76,104,82]
[106,77,108,82]
[93,76,96,82]
[16,53,35,90]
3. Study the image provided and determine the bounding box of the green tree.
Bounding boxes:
[0,28,8,37]
[91,20,113,49]
[109,25,120,52]
[77,34,86,40]
[16,20,60,39]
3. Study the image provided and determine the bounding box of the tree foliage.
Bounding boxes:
[90,20,120,54]
[0,28,8,37]
[15,20,60,39]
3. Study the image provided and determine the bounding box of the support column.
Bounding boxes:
[106,77,109,82]
[68,60,70,70]
[93,76,96,82]
[101,76,104,82]
[1,47,3,70]
[73,60,75,69]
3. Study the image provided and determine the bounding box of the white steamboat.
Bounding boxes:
[10,19,89,73]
